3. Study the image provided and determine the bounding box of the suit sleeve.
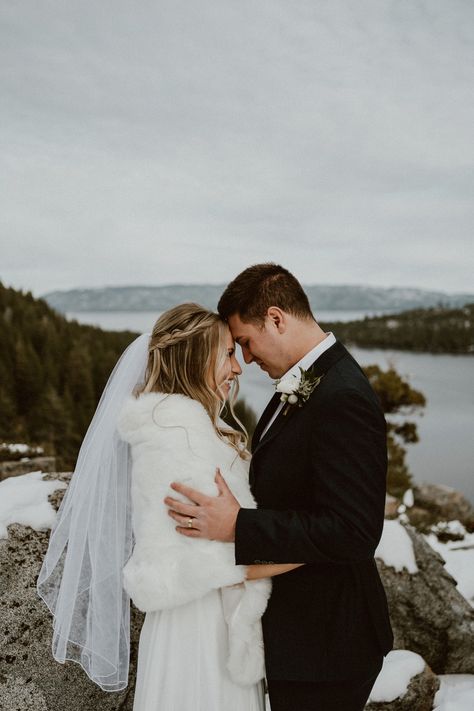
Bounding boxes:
[235,388,387,565]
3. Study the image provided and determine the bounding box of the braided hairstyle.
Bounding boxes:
[135,303,248,457]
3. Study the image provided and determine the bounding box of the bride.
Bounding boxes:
[37,303,302,710]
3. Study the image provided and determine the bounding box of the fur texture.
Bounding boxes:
[117,391,271,685]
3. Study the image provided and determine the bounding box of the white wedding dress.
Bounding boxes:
[117,392,270,711]
[133,590,265,710]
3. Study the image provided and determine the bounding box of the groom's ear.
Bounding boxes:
[267,307,286,333]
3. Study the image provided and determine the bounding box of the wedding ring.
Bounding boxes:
[187,517,194,528]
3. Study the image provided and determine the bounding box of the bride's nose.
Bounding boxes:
[231,354,242,376]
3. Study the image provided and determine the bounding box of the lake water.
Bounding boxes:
[238,348,474,504]
[66,309,385,332]
[68,311,474,503]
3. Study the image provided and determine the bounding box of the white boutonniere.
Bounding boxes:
[275,367,324,415]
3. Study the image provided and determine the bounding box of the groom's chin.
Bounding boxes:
[262,366,282,379]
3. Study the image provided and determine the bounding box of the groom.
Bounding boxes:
[166,264,393,710]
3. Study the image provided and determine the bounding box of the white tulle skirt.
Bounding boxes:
[132,588,266,711]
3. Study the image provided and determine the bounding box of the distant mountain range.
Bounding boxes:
[42,284,474,314]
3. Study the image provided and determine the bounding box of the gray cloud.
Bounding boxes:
[1,0,473,295]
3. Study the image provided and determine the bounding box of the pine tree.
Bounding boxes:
[13,338,43,415]
[64,343,96,434]
[364,365,426,497]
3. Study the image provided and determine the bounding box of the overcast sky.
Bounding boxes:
[1,0,473,297]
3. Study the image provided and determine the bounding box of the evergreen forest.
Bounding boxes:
[321,304,474,354]
[0,282,137,466]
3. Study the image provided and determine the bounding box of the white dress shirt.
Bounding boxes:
[260,332,336,439]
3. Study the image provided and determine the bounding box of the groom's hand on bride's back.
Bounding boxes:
[164,469,240,542]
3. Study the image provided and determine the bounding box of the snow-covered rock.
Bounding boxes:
[0,471,143,711]
[375,520,418,573]
[424,529,474,607]
[0,443,42,455]
[366,650,438,711]
[409,483,474,532]
[369,650,425,702]
[430,519,467,541]
[376,523,474,674]
[0,456,57,481]
[0,471,67,538]
[384,494,399,519]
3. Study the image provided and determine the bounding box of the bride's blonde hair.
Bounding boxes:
[135,303,248,458]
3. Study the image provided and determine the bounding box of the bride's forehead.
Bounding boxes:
[223,328,234,347]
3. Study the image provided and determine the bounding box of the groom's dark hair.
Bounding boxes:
[218,263,314,325]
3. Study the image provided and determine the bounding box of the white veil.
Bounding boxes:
[37,332,151,692]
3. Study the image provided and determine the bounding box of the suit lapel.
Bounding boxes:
[251,340,349,457]
[304,339,348,379]
[252,401,297,455]
[251,392,281,453]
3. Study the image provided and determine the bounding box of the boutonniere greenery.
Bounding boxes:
[275,367,324,415]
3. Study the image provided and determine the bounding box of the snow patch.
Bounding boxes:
[424,530,474,606]
[403,488,414,507]
[0,471,67,538]
[431,520,467,538]
[434,674,474,710]
[1,442,43,455]
[375,519,418,573]
[368,650,425,703]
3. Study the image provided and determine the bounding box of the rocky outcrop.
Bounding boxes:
[0,674,49,711]
[0,472,144,711]
[384,494,399,519]
[2,469,472,711]
[376,524,474,674]
[0,457,56,481]
[407,483,474,533]
[366,661,439,711]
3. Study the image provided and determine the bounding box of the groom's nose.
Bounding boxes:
[242,346,253,364]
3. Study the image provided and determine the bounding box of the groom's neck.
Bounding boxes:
[286,320,329,365]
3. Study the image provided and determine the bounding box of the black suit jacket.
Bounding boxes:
[235,341,393,682]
